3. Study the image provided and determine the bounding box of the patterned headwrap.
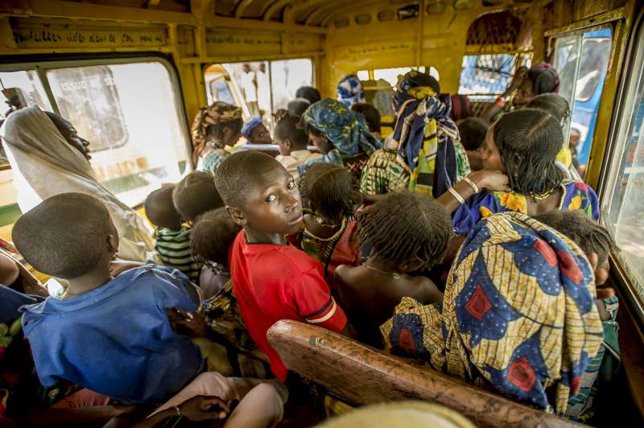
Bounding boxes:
[241,117,263,138]
[392,71,470,198]
[303,99,381,159]
[191,101,242,162]
[336,74,366,108]
[382,212,603,415]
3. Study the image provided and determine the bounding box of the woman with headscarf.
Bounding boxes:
[360,70,471,198]
[443,109,598,237]
[484,63,560,123]
[299,99,381,180]
[336,74,366,108]
[191,101,243,173]
[381,211,604,418]
[0,106,154,261]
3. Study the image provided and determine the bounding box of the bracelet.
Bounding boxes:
[174,405,182,417]
[463,176,480,194]
[495,97,506,107]
[448,187,466,205]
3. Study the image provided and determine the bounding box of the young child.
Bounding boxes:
[335,192,448,347]
[13,193,284,427]
[457,117,488,171]
[173,171,224,223]
[274,114,321,178]
[145,185,200,282]
[214,151,348,382]
[300,163,363,283]
[241,117,272,145]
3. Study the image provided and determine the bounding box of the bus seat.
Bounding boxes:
[267,320,585,428]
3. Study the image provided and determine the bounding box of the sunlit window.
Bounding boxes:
[458,54,531,100]
[601,22,644,300]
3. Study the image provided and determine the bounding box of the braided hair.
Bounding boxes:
[190,207,241,266]
[527,94,570,126]
[359,192,452,269]
[493,109,565,196]
[300,163,362,222]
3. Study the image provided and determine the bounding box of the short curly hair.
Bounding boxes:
[173,172,224,222]
[13,193,115,279]
[190,208,242,266]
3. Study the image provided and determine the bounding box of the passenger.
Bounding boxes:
[336,74,366,108]
[360,71,470,198]
[569,126,582,170]
[526,93,573,168]
[381,211,603,416]
[214,151,349,381]
[274,114,321,178]
[173,171,225,223]
[0,106,154,262]
[443,109,599,236]
[457,117,488,171]
[351,102,382,140]
[485,63,560,122]
[535,211,619,422]
[449,94,473,123]
[295,86,321,105]
[145,185,200,282]
[13,193,284,427]
[300,99,381,180]
[287,98,311,117]
[191,102,243,173]
[335,192,447,347]
[300,163,363,283]
[0,248,47,296]
[241,117,272,145]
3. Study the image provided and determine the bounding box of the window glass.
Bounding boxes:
[204,59,313,129]
[46,62,189,206]
[458,54,531,100]
[602,23,644,299]
[553,28,612,178]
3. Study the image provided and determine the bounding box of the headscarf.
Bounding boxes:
[303,99,381,160]
[0,106,154,262]
[191,101,242,162]
[336,74,366,108]
[392,71,470,198]
[241,117,263,138]
[528,63,560,95]
[382,212,603,415]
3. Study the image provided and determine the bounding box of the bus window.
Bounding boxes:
[554,28,613,178]
[602,21,644,300]
[204,59,313,128]
[458,54,531,101]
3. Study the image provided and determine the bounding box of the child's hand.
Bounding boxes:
[166,308,209,337]
[179,395,230,421]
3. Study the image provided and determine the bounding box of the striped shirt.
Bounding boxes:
[154,226,200,282]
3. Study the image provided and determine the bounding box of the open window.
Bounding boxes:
[0,58,191,235]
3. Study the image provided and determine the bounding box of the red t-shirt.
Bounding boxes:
[229,231,347,380]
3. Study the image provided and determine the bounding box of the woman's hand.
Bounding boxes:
[166,308,209,337]
[469,170,510,192]
[180,395,230,421]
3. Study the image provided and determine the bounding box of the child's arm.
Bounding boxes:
[131,396,229,428]
[288,271,348,334]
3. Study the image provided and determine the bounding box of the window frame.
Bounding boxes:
[596,11,644,326]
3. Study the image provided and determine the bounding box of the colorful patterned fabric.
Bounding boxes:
[359,149,410,195]
[392,71,470,198]
[336,74,366,108]
[197,149,226,174]
[191,102,242,162]
[381,212,603,415]
[452,180,600,236]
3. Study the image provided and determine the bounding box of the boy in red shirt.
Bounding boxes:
[214,151,348,381]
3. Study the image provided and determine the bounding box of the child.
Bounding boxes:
[214,151,348,381]
[335,192,448,347]
[145,185,200,282]
[241,117,272,145]
[457,117,488,171]
[300,163,363,283]
[173,171,224,223]
[13,193,284,427]
[274,114,321,178]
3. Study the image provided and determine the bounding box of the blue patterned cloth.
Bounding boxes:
[336,74,365,108]
[241,117,262,138]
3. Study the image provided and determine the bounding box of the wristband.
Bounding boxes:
[495,97,506,107]
[463,176,480,194]
[448,187,466,205]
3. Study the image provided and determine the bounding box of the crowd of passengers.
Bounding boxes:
[0,64,621,427]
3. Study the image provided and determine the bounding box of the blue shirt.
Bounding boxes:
[21,264,203,404]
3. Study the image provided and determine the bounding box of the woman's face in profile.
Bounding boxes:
[46,112,91,160]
